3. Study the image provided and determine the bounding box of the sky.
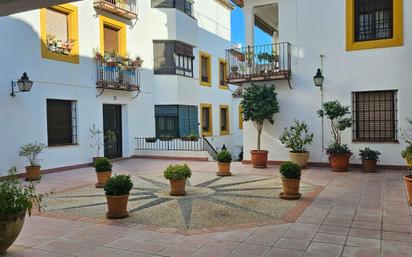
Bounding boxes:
[230,7,272,47]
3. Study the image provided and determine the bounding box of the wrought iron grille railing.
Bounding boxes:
[96,60,140,91]
[94,0,138,15]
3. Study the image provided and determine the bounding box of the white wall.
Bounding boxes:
[242,0,411,166]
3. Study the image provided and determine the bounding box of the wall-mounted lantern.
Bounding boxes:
[11,72,33,97]
[313,68,324,88]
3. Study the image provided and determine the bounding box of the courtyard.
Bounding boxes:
[3,158,412,257]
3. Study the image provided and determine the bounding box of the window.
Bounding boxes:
[346,0,403,51]
[155,105,199,138]
[47,99,77,146]
[352,90,398,142]
[40,4,79,63]
[220,105,230,135]
[153,41,194,77]
[219,59,228,89]
[200,104,213,137]
[99,16,126,56]
[199,51,212,87]
[239,105,243,129]
[151,0,194,17]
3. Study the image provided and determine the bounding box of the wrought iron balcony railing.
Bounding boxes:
[96,59,140,92]
[93,0,138,20]
[226,42,291,84]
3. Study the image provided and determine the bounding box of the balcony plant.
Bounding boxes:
[182,133,199,142]
[359,148,381,173]
[104,174,133,219]
[0,167,42,255]
[46,34,75,55]
[145,137,157,143]
[94,158,113,188]
[19,142,46,181]
[279,162,301,200]
[132,56,143,67]
[164,164,191,196]
[217,150,232,176]
[279,120,314,168]
[241,84,279,168]
[318,101,352,172]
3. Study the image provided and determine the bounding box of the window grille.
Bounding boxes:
[47,99,77,146]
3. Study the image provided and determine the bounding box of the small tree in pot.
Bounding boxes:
[89,124,104,166]
[94,158,113,188]
[0,167,42,254]
[279,162,301,200]
[217,150,232,176]
[19,142,46,181]
[164,164,192,196]
[317,101,352,172]
[104,174,133,219]
[241,84,279,168]
[359,148,381,173]
[279,120,314,168]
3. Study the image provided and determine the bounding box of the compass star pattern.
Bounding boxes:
[44,173,315,230]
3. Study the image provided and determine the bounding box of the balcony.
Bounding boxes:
[96,57,140,92]
[93,0,137,20]
[226,42,291,85]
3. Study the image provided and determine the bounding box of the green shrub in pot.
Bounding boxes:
[278,162,301,198]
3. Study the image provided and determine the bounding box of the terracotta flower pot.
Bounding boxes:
[403,175,412,205]
[0,211,25,255]
[250,150,269,168]
[106,195,129,219]
[217,162,232,176]
[329,154,352,172]
[169,179,186,196]
[289,152,310,168]
[95,171,112,188]
[362,160,378,173]
[281,178,301,196]
[25,166,41,181]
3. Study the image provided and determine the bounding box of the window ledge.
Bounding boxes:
[48,143,79,148]
[352,140,399,144]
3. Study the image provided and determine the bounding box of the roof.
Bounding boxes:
[231,0,244,7]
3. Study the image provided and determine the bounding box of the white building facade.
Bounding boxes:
[0,0,243,175]
[232,0,411,167]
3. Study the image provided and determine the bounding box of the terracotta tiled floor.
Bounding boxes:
[4,158,412,257]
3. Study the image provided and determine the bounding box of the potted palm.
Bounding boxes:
[279,120,314,168]
[318,101,353,172]
[104,174,133,219]
[359,148,381,172]
[19,142,46,181]
[241,84,280,168]
[0,167,42,254]
[95,158,113,188]
[164,164,191,196]
[279,162,301,200]
[217,150,232,176]
[402,144,412,205]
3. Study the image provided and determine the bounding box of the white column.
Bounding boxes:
[243,6,254,47]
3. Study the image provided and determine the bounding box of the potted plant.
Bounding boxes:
[359,148,381,172]
[279,120,314,168]
[164,164,192,196]
[94,158,112,188]
[217,150,232,176]
[145,137,157,143]
[231,66,239,76]
[104,174,133,219]
[279,161,301,200]
[402,144,412,205]
[19,142,46,181]
[132,56,143,67]
[0,167,42,255]
[241,84,280,168]
[318,101,353,172]
[89,124,104,166]
[182,133,199,141]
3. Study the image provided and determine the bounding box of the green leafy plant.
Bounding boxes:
[164,164,192,180]
[359,148,381,161]
[241,85,280,151]
[104,174,133,196]
[94,158,113,172]
[145,137,157,143]
[279,120,314,153]
[217,150,232,163]
[257,52,278,63]
[279,162,301,180]
[401,144,412,162]
[325,142,352,156]
[19,142,46,167]
[0,167,43,218]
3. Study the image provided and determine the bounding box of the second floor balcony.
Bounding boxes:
[226,42,291,85]
[93,0,137,20]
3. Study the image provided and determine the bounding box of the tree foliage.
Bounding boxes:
[279,120,314,153]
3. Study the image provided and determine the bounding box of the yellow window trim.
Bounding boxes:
[40,4,79,64]
[199,51,212,87]
[238,105,243,130]
[200,103,213,137]
[219,58,228,90]
[99,15,126,56]
[346,0,403,51]
[220,104,230,136]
